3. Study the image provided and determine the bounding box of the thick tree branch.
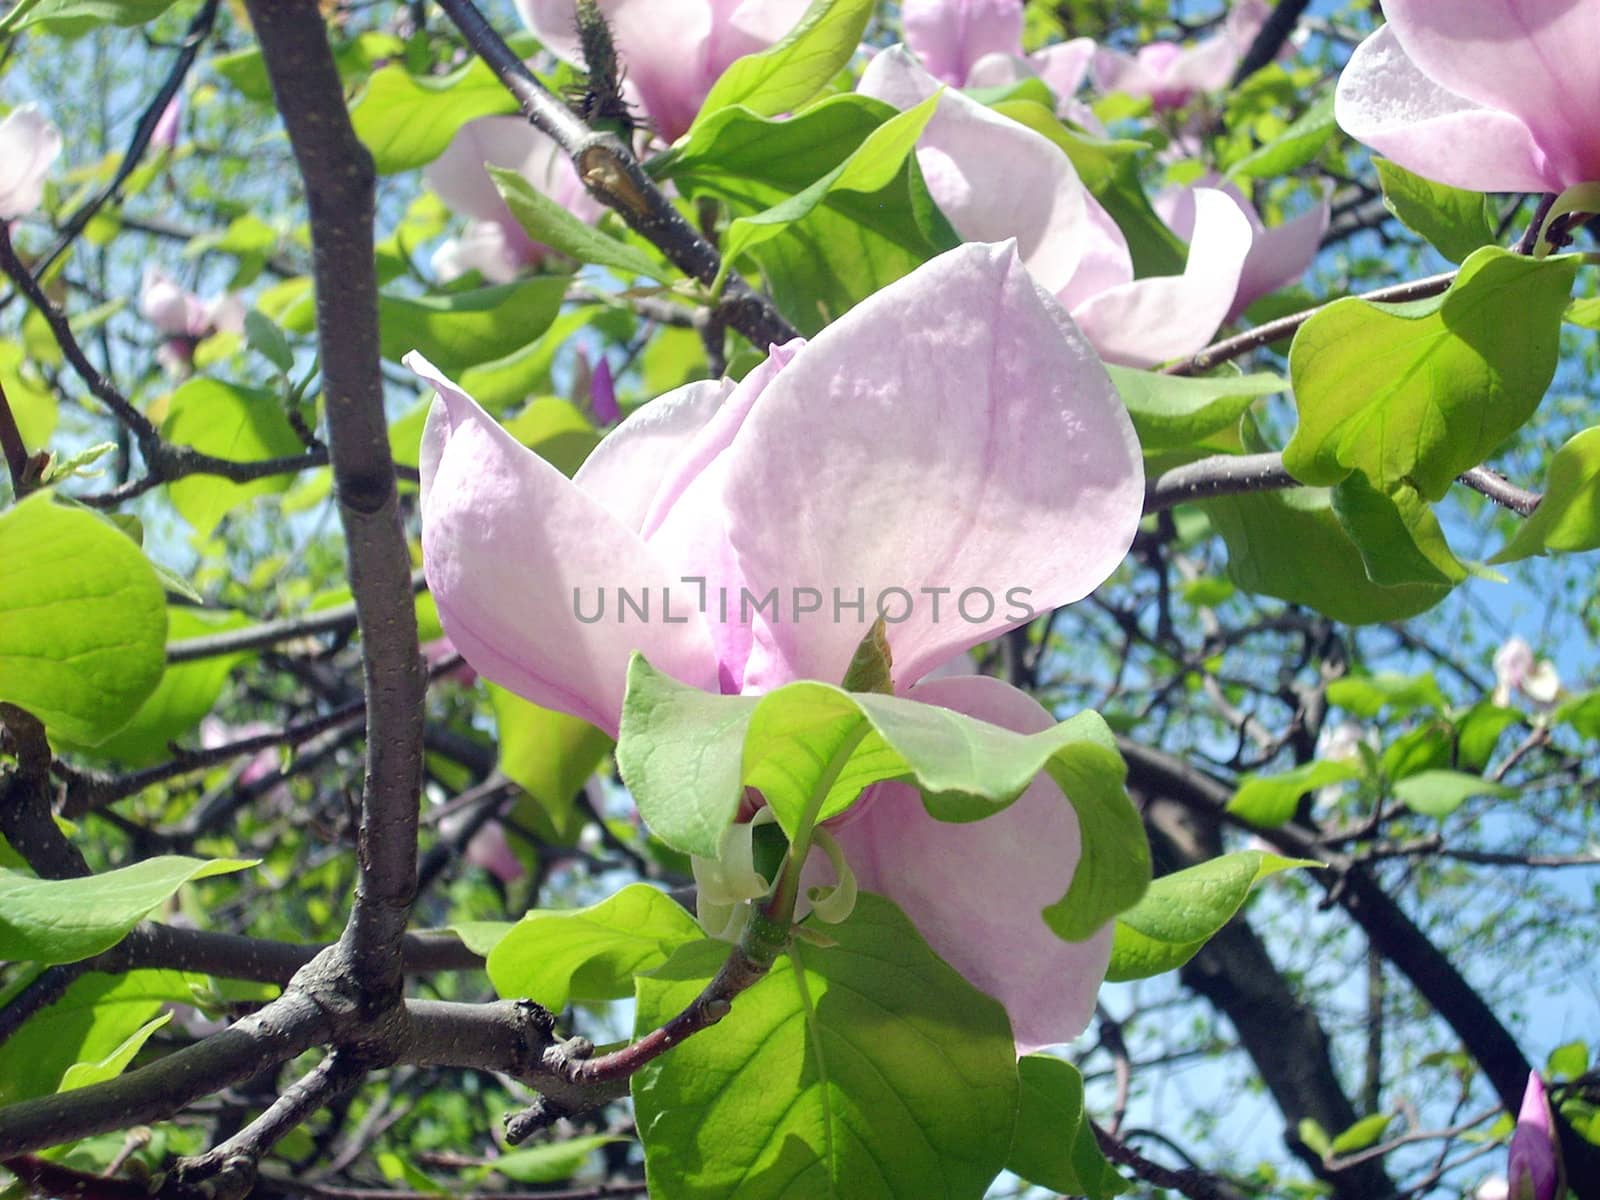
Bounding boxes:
[1145,452,1296,511]
[1230,0,1312,85]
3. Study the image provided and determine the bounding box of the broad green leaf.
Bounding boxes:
[1327,672,1446,717]
[61,607,252,766]
[57,1011,172,1092]
[0,495,167,745]
[1225,88,1336,180]
[0,969,200,1104]
[1555,690,1600,739]
[1285,247,1576,499]
[1381,720,1455,782]
[449,921,516,958]
[1391,769,1512,818]
[0,0,173,35]
[501,398,603,477]
[0,856,255,965]
[487,884,703,1009]
[350,59,518,173]
[1374,159,1496,264]
[163,379,306,537]
[460,305,604,415]
[1330,474,1470,587]
[632,893,1017,1200]
[1006,1055,1128,1197]
[1108,367,1284,451]
[1456,700,1522,771]
[490,685,614,842]
[379,278,570,374]
[1547,1041,1589,1080]
[618,656,1148,941]
[491,166,670,281]
[1228,760,1360,827]
[1329,1112,1393,1156]
[0,343,58,450]
[1490,426,1600,562]
[718,93,940,280]
[1106,851,1317,981]
[1203,488,1452,624]
[475,1136,626,1184]
[1298,1118,1333,1159]
[693,0,874,128]
[244,311,295,376]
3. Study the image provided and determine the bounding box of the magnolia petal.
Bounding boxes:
[825,674,1113,1051]
[1030,36,1096,104]
[1070,187,1252,367]
[411,352,719,734]
[138,267,198,337]
[1335,26,1556,194]
[428,116,585,231]
[1381,0,1600,188]
[0,104,62,220]
[431,222,527,286]
[902,0,1024,85]
[1230,191,1328,319]
[727,240,1142,692]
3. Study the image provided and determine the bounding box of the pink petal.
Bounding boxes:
[1508,1072,1560,1200]
[1335,26,1558,194]
[826,674,1114,1051]
[1030,36,1096,103]
[1167,32,1240,96]
[902,0,1024,85]
[428,116,579,227]
[412,352,720,734]
[430,220,534,286]
[139,267,198,338]
[1231,190,1328,319]
[0,104,62,220]
[1069,186,1253,367]
[724,240,1143,693]
[1381,0,1600,189]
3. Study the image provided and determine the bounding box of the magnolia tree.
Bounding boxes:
[0,0,1597,1197]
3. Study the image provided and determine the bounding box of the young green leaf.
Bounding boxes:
[378,277,571,375]
[1391,770,1512,818]
[1373,159,1496,263]
[1229,760,1361,827]
[1007,1055,1129,1197]
[490,165,671,282]
[1490,425,1600,563]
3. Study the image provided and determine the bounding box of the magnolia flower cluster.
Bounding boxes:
[0,103,62,221]
[415,242,1144,1049]
[138,267,246,373]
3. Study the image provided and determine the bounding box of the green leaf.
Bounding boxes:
[1108,367,1284,451]
[1391,770,1512,818]
[1285,247,1577,499]
[1298,1118,1333,1159]
[1374,159,1496,264]
[379,278,570,374]
[1490,425,1600,562]
[1330,474,1470,587]
[617,656,1149,941]
[162,379,306,537]
[0,495,167,745]
[490,685,614,843]
[1329,1112,1393,1156]
[500,398,603,477]
[1327,672,1447,717]
[57,1011,171,1092]
[1007,1055,1128,1197]
[1226,88,1336,181]
[244,311,295,376]
[1203,488,1453,624]
[1229,760,1360,827]
[632,893,1017,1199]
[1106,851,1317,982]
[449,921,515,958]
[0,0,174,36]
[491,166,670,281]
[0,343,58,451]
[0,856,255,965]
[477,1136,627,1185]
[486,884,702,1009]
[692,0,874,128]
[1547,1040,1589,1080]
[350,59,518,174]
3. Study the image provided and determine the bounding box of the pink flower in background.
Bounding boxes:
[588,355,620,425]
[1336,0,1600,194]
[199,717,278,789]
[1091,0,1270,110]
[0,103,63,220]
[1492,636,1561,708]
[1507,1073,1563,1200]
[422,636,478,686]
[139,267,245,340]
[514,0,812,142]
[1153,174,1329,320]
[441,810,526,884]
[412,241,1145,1048]
[861,47,1252,367]
[151,95,181,152]
[427,116,603,285]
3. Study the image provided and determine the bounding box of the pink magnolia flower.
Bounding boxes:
[0,103,63,220]
[861,47,1253,367]
[151,95,181,152]
[412,241,1145,1048]
[427,116,603,285]
[1508,1072,1562,1200]
[1091,0,1270,111]
[1336,1,1600,195]
[1153,175,1329,320]
[514,0,812,142]
[139,266,246,373]
[441,810,526,884]
[1492,636,1561,708]
[900,0,1098,125]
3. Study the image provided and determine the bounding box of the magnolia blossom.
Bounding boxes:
[139,267,246,340]
[900,0,1098,126]
[441,811,526,884]
[1493,637,1561,708]
[1508,1073,1562,1200]
[0,104,63,220]
[1336,0,1600,194]
[514,0,811,142]
[427,117,603,285]
[413,241,1145,1048]
[1153,175,1329,320]
[151,95,181,152]
[1091,0,1270,110]
[861,47,1252,367]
